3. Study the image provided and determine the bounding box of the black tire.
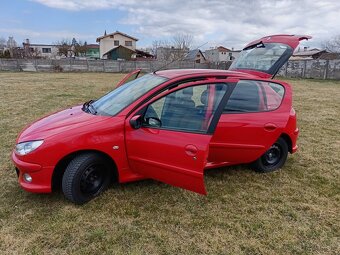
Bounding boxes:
[251,137,288,173]
[62,153,113,204]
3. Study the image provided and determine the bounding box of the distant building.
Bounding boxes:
[22,39,58,58]
[96,31,138,59]
[183,49,207,63]
[204,46,241,63]
[86,44,100,59]
[291,47,328,60]
[135,49,154,60]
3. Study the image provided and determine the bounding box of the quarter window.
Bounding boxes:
[224,80,284,113]
[143,83,228,133]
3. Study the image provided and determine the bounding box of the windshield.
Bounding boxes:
[230,43,293,73]
[91,74,168,116]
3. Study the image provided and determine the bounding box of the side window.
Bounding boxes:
[224,80,284,113]
[144,83,228,133]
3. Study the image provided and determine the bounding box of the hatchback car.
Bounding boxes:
[12,35,308,204]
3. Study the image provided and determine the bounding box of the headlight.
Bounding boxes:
[15,140,44,155]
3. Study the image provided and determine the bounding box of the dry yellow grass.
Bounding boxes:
[0,72,339,255]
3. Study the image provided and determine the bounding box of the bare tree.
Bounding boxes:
[5,36,18,57]
[55,39,72,57]
[73,40,88,57]
[172,33,193,51]
[321,34,340,53]
[7,36,17,48]
[55,39,88,57]
[0,37,6,49]
[151,39,172,60]
[152,34,193,61]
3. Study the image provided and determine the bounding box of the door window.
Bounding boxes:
[224,80,284,113]
[143,83,228,133]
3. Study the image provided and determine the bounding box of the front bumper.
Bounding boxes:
[11,151,53,193]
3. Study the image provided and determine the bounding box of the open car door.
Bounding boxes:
[229,34,312,78]
[124,80,235,194]
[116,69,141,88]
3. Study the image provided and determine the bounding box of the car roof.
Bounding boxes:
[154,69,257,79]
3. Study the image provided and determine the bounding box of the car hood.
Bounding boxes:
[17,105,110,142]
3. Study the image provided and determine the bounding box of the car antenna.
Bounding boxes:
[153,41,208,74]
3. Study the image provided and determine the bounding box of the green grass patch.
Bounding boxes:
[0,72,339,254]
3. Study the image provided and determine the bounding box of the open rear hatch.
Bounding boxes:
[229,34,312,78]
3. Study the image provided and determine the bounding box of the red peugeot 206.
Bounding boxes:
[12,35,307,204]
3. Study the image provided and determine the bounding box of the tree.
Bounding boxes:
[72,38,77,46]
[0,37,6,49]
[152,33,193,61]
[151,39,171,59]
[55,39,72,57]
[172,33,193,51]
[321,35,340,53]
[7,36,17,48]
[73,40,88,57]
[0,50,11,58]
[55,39,88,57]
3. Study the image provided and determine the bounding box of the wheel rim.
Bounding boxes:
[80,164,106,196]
[263,144,281,166]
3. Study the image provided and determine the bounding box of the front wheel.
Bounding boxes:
[62,153,113,204]
[251,137,288,173]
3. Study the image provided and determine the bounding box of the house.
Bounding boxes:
[183,49,207,63]
[291,47,328,60]
[96,31,138,59]
[22,39,58,58]
[102,45,136,60]
[204,46,241,63]
[86,44,100,59]
[205,46,231,63]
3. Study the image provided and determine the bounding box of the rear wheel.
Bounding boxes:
[62,153,113,204]
[251,137,288,173]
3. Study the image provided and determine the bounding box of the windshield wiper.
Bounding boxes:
[88,102,97,115]
[82,100,97,115]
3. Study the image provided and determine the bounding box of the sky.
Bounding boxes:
[1,0,340,50]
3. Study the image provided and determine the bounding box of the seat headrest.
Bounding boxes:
[200,90,208,105]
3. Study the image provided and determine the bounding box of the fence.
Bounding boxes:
[277,59,340,80]
[0,59,211,73]
[0,58,340,79]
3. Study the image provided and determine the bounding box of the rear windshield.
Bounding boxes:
[230,43,292,72]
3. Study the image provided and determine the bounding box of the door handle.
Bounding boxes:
[264,123,277,131]
[185,144,198,156]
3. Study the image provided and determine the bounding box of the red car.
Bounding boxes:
[12,35,308,204]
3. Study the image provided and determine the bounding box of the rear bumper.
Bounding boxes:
[11,152,53,193]
[292,145,298,153]
[291,127,299,153]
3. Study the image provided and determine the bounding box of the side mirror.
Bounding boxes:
[130,115,142,129]
[145,117,162,128]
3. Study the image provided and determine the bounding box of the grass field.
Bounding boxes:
[0,72,339,255]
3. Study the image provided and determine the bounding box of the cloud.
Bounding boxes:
[31,0,340,48]
[0,28,95,42]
